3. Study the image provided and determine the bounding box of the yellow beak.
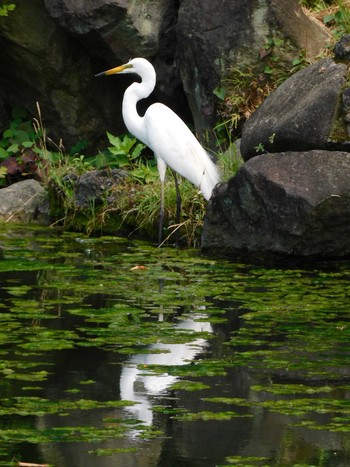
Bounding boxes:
[95,63,132,77]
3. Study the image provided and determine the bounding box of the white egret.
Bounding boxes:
[96,57,220,243]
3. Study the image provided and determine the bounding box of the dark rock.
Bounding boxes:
[0,0,180,148]
[334,33,350,61]
[0,0,331,149]
[240,58,349,160]
[74,168,126,208]
[44,0,171,60]
[202,150,350,259]
[0,179,49,223]
[44,0,127,36]
[343,88,350,137]
[0,0,114,147]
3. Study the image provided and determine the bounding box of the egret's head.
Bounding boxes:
[95,58,154,78]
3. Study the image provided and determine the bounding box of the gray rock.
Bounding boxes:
[0,179,50,223]
[240,58,349,160]
[0,0,112,147]
[73,168,126,208]
[269,0,331,58]
[44,0,170,59]
[202,150,350,259]
[334,33,350,61]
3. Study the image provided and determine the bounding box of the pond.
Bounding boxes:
[0,224,350,467]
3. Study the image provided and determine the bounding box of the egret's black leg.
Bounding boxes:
[172,171,182,246]
[158,180,165,245]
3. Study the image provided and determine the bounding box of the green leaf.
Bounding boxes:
[0,4,16,16]
[130,143,145,160]
[22,141,34,148]
[108,147,125,156]
[292,57,302,66]
[106,132,122,148]
[0,166,7,178]
[323,14,334,24]
[7,143,19,153]
[0,147,8,159]
[213,86,226,100]
[3,128,15,139]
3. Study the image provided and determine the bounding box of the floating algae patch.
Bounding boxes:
[1,225,350,465]
[169,380,211,391]
[90,447,138,456]
[221,455,269,466]
[175,410,252,421]
[0,396,134,417]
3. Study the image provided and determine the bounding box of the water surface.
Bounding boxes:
[0,225,350,466]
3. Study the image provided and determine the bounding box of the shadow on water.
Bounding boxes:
[0,225,350,466]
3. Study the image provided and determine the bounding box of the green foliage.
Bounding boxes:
[0,166,7,179]
[0,108,38,161]
[323,0,350,39]
[0,106,215,245]
[104,132,159,184]
[213,122,243,180]
[298,0,350,38]
[0,2,15,16]
[93,132,157,184]
[106,132,145,166]
[109,175,207,246]
[299,0,334,10]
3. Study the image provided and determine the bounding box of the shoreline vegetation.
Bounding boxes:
[0,1,349,245]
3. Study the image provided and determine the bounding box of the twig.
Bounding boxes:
[12,457,50,467]
[17,463,49,467]
[5,191,42,223]
[157,221,186,248]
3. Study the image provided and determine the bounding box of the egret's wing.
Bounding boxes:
[145,103,219,199]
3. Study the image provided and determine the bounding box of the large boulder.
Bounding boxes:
[202,150,350,260]
[240,58,350,160]
[72,168,126,208]
[0,179,49,223]
[0,0,117,147]
[0,0,184,146]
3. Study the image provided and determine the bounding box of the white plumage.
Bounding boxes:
[96,57,220,241]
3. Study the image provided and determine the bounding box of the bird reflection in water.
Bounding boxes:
[119,313,213,428]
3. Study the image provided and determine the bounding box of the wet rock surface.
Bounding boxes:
[202,150,350,260]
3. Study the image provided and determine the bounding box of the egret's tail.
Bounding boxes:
[199,152,220,200]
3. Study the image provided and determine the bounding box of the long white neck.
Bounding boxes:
[122,68,156,145]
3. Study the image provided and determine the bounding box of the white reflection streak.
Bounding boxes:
[119,315,212,426]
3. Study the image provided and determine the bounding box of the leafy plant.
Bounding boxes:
[0,166,7,180]
[93,132,157,184]
[323,0,350,39]
[0,104,218,245]
[0,108,38,161]
[129,158,158,184]
[103,132,146,168]
[0,2,15,16]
